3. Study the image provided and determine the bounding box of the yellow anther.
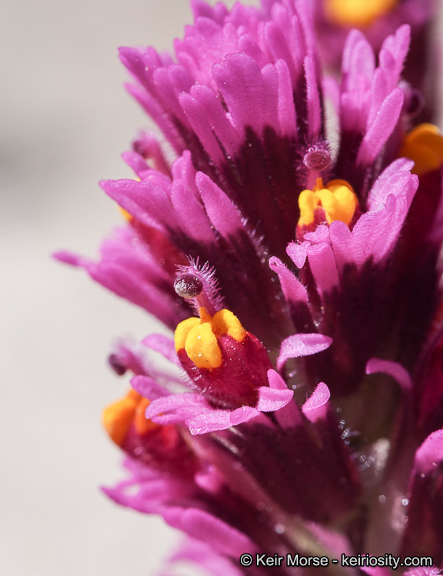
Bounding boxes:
[319,181,358,225]
[298,178,357,227]
[212,309,247,342]
[119,207,133,221]
[185,322,223,369]
[127,388,142,402]
[103,389,157,446]
[134,397,158,436]
[174,317,201,351]
[174,308,247,369]
[399,124,443,176]
[103,395,138,447]
[298,189,318,226]
[324,0,398,27]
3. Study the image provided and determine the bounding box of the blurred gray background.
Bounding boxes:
[1,1,202,575]
[1,0,442,575]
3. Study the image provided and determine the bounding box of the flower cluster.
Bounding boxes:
[56,0,443,574]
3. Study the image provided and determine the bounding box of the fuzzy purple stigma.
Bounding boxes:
[174,273,204,299]
[174,260,223,316]
[303,145,331,171]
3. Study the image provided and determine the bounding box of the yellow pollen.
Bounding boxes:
[324,0,398,27]
[102,389,156,446]
[174,308,246,369]
[298,178,358,227]
[211,309,246,341]
[185,322,222,369]
[399,124,443,176]
[103,395,138,447]
[134,397,157,436]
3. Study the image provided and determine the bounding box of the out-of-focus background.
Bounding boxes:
[1,1,213,575]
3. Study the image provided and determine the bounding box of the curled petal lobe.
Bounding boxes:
[277,333,333,371]
[412,429,443,474]
[286,241,309,268]
[302,382,331,422]
[269,256,309,304]
[366,358,412,391]
[255,386,294,412]
[267,369,301,428]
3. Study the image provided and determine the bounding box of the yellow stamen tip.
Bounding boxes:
[298,179,357,227]
[103,389,157,445]
[185,322,222,369]
[319,182,358,226]
[174,308,246,369]
[212,309,246,342]
[174,317,201,351]
[298,189,318,226]
[324,0,398,27]
[134,397,157,436]
[102,396,137,447]
[127,388,142,402]
[399,124,443,176]
[119,207,133,221]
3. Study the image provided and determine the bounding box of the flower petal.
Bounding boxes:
[277,333,333,371]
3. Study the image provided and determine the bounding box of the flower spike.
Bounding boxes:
[57,0,443,573]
